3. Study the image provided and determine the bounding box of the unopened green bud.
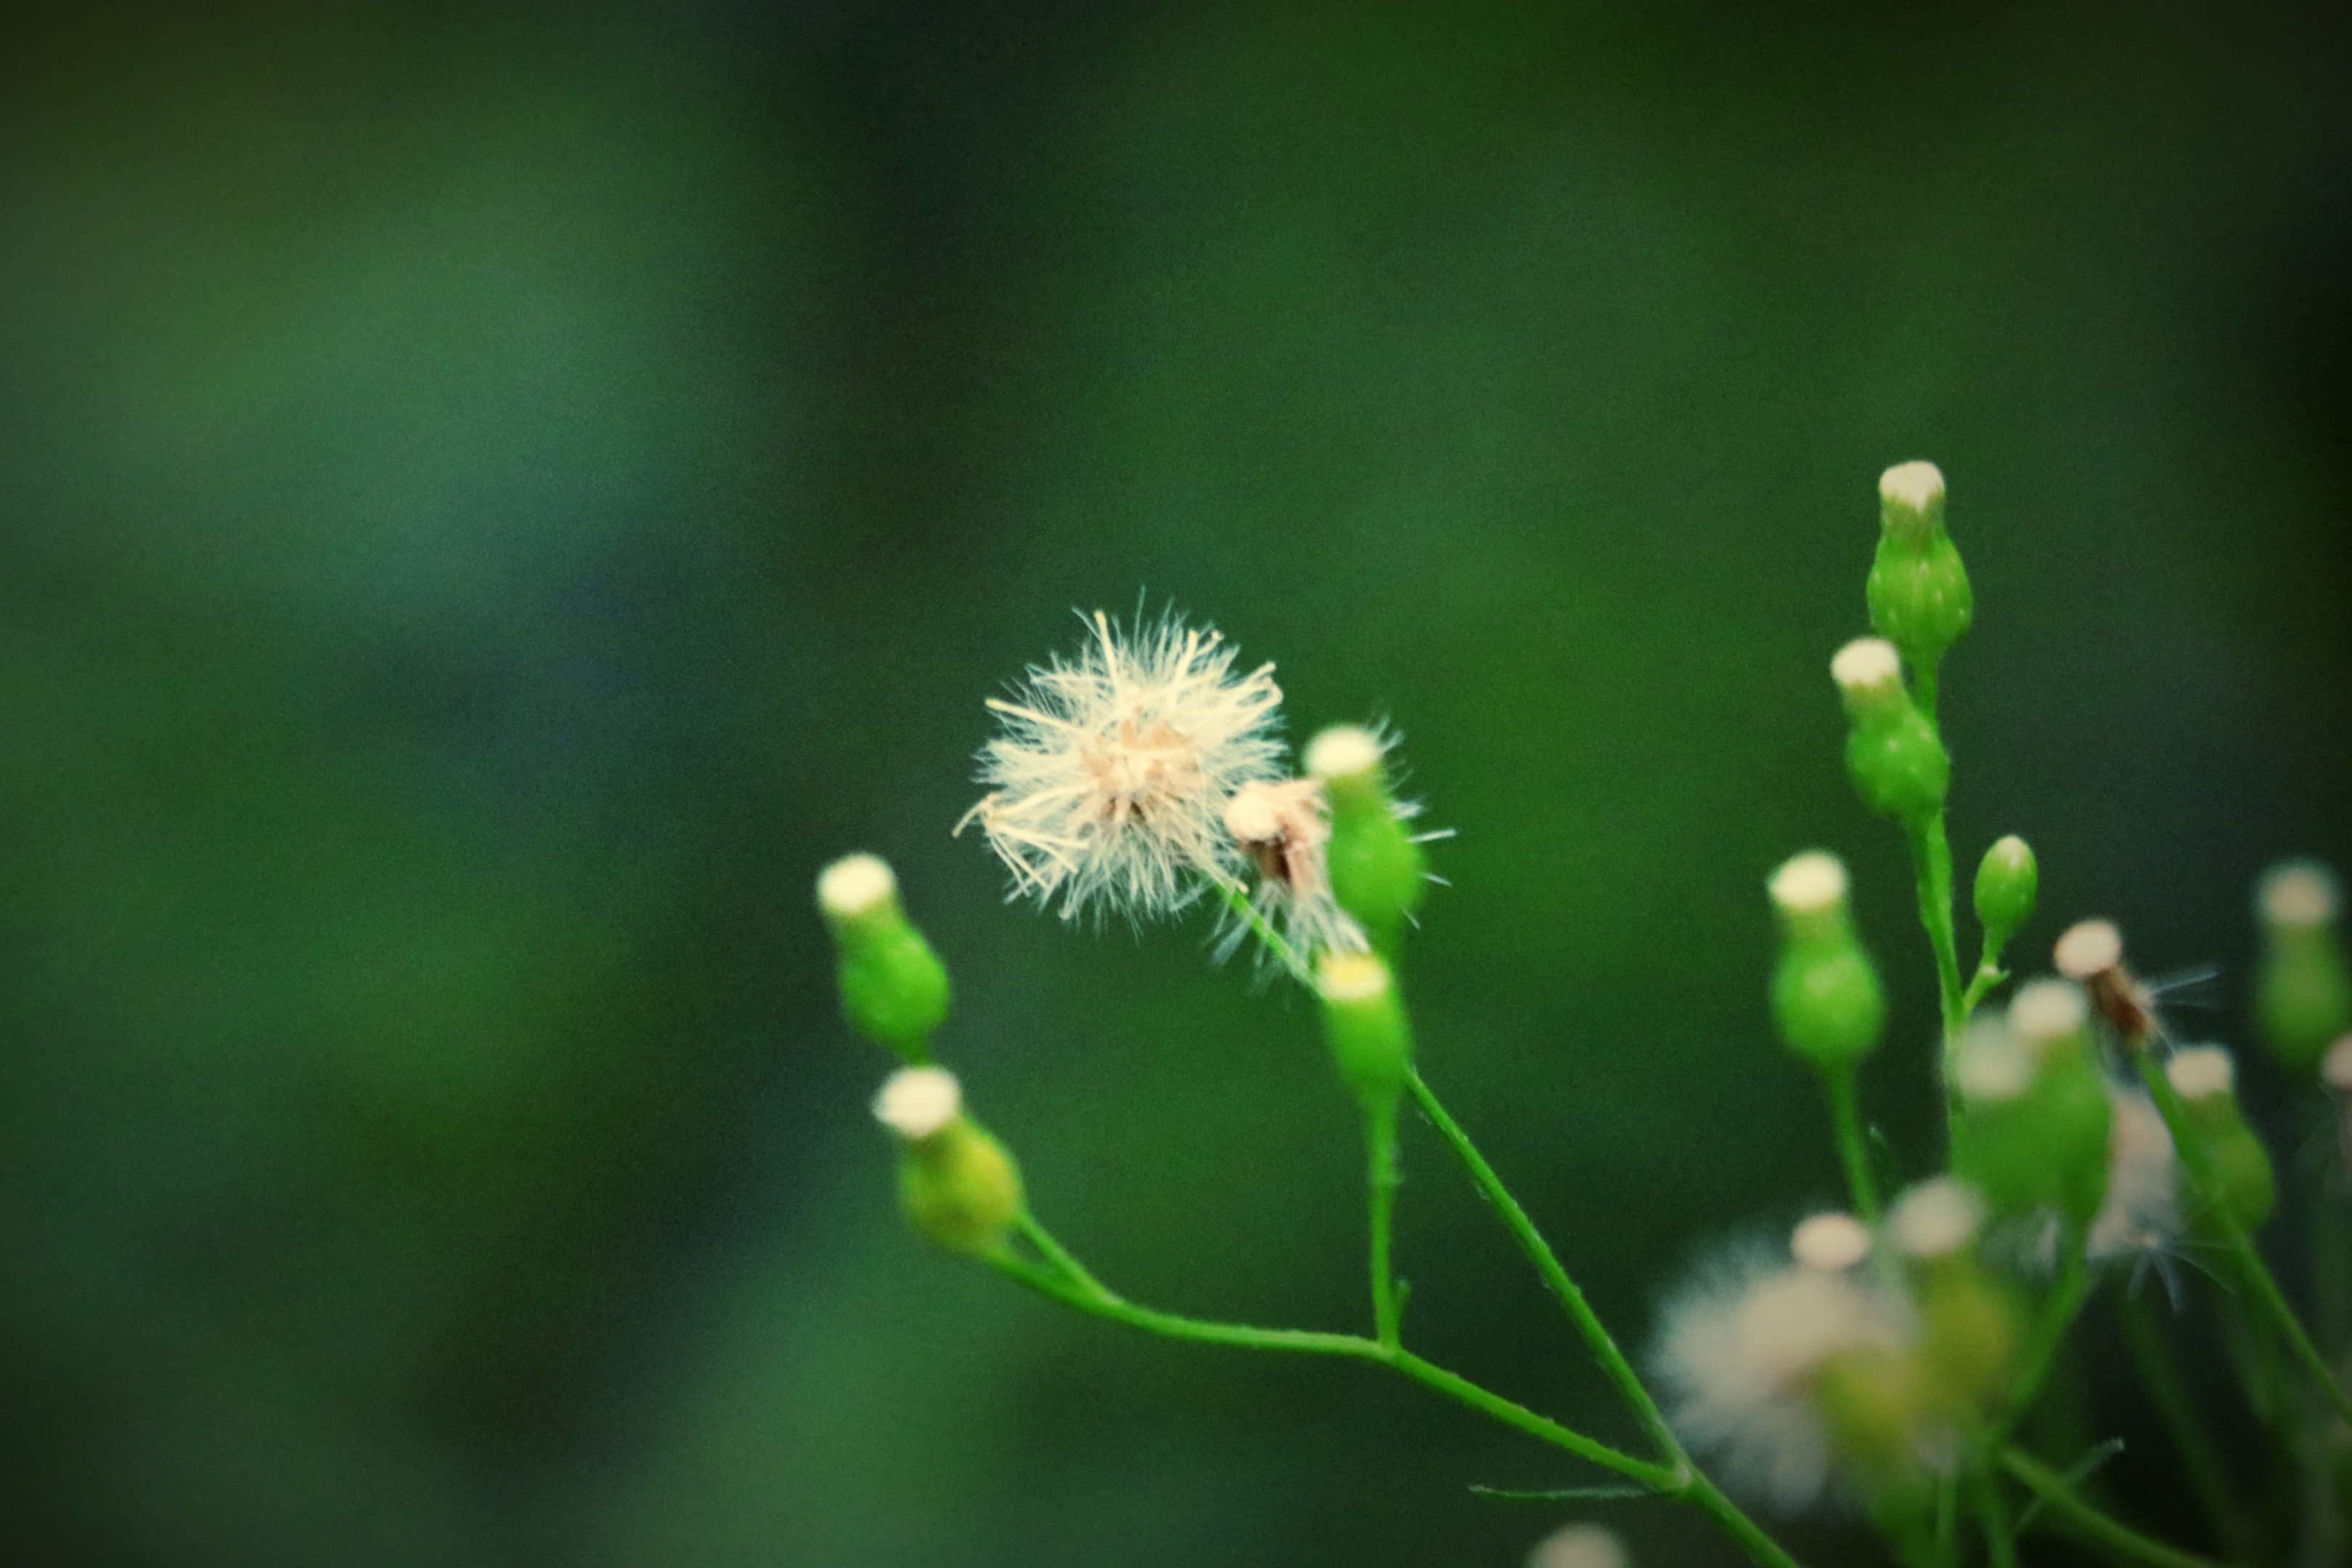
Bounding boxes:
[1948,984,2111,1228]
[1831,639,1949,821]
[874,1066,1022,1256]
[819,853,951,1061]
[1768,852,1886,1068]
[2254,861,2352,1076]
[1866,461,1973,669]
[1318,950,1412,1109]
[2166,1048,2275,1236]
[1972,836,2038,952]
[1306,725,1426,952]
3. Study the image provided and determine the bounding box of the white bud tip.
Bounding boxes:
[1879,460,1945,513]
[2324,1035,2352,1093]
[1830,637,1902,693]
[2165,1046,2235,1101]
[1791,1212,1872,1272]
[1887,1177,1985,1259]
[1318,950,1392,1004]
[1304,724,1385,782]
[1527,1524,1630,1568]
[1768,850,1848,915]
[873,1065,961,1139]
[2258,860,2339,928]
[2053,918,2123,981]
[1954,1020,2031,1103]
[1222,782,1286,844]
[2008,979,2088,1046]
[819,853,897,921]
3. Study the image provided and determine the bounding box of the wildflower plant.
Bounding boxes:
[818,467,2352,1567]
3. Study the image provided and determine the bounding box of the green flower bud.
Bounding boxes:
[1972,835,2038,953]
[1305,725,1427,952]
[2254,861,2352,1076]
[1768,852,1887,1068]
[819,853,951,1061]
[1318,950,1413,1110]
[874,1066,1022,1256]
[1948,983,2111,1228]
[2166,1048,2275,1236]
[1866,461,1973,669]
[1831,640,1949,822]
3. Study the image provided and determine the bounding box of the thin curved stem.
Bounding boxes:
[1208,877,1315,987]
[1902,813,1965,1045]
[985,1233,1675,1491]
[1824,1063,1882,1224]
[1402,1068,1683,1462]
[1365,1097,1402,1349]
[2120,1291,2247,1563]
[2135,1054,2352,1428]
[2001,1447,2221,1568]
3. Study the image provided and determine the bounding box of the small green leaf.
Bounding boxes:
[1469,1484,1654,1504]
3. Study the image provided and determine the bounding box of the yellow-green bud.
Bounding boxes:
[1831,640,1949,822]
[1972,835,2038,953]
[819,853,951,1061]
[1318,950,1412,1109]
[2254,861,2352,1076]
[2166,1048,2275,1236]
[1768,852,1886,1068]
[1948,984,2111,1228]
[873,1066,1021,1256]
[1306,725,1426,952]
[1866,461,1973,670]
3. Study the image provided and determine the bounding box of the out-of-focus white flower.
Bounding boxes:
[2088,1084,2181,1265]
[1527,1523,1630,1568]
[1652,1244,1909,1512]
[1215,777,1366,960]
[959,611,1286,922]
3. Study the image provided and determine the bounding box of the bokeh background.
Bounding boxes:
[2,3,2348,1564]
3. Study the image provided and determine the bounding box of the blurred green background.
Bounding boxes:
[1,3,2347,1564]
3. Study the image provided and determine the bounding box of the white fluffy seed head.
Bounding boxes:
[2324,1035,2352,1093]
[1830,637,1903,695]
[2166,1046,2235,1101]
[2088,1086,2180,1262]
[1953,1019,2032,1104]
[1768,851,1848,917]
[2054,919,2123,981]
[2009,979,2089,1048]
[1654,1249,1908,1511]
[1304,724,1385,783]
[1527,1524,1630,1568]
[1879,461,1946,514]
[1887,1177,1985,1259]
[960,611,1287,923]
[2259,860,2340,929]
[818,852,897,923]
[873,1065,962,1140]
[1791,1212,1871,1272]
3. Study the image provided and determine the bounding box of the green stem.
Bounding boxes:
[2119,1291,2247,1563]
[1402,1066,1683,1462]
[1208,876,1316,987]
[984,1240,1678,1493]
[1823,1063,1882,1223]
[1913,657,1941,729]
[1902,813,1966,1043]
[2001,1447,2222,1568]
[1991,1237,2094,1446]
[1975,1465,2020,1568]
[1366,1095,1402,1349]
[1960,957,2006,1020]
[2135,1055,2352,1428]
